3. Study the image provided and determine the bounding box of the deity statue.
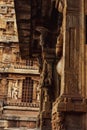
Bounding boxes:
[11,81,19,100]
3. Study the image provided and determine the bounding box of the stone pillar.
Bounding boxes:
[36,26,56,130]
[39,57,53,130]
[52,0,87,130]
[7,78,23,103]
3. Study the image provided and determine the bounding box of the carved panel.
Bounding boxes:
[11,80,19,99]
[52,112,65,130]
[66,14,80,73]
[0,5,7,14]
[7,79,20,100]
[64,11,80,95]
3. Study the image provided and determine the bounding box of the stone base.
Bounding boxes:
[52,95,86,130]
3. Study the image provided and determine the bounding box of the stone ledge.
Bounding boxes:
[3,106,39,111]
[2,116,37,121]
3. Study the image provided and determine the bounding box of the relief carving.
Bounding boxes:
[11,80,19,100]
[39,58,52,88]
[52,112,65,130]
[56,112,65,130]
[39,57,53,111]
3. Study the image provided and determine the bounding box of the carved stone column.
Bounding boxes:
[55,0,83,102]
[52,0,87,130]
[40,51,55,130]
[37,27,56,130]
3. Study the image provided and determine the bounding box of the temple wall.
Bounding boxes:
[0,1,40,129]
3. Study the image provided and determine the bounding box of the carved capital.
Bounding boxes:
[36,26,57,52]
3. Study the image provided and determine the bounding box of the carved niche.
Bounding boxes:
[64,0,80,96]
[11,80,19,100]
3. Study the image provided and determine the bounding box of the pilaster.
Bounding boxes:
[52,0,86,130]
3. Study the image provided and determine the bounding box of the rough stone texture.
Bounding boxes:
[52,0,86,130]
[0,1,40,129]
[0,0,18,42]
[0,43,40,129]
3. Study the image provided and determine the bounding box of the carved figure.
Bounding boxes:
[11,81,19,99]
[39,59,52,88]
